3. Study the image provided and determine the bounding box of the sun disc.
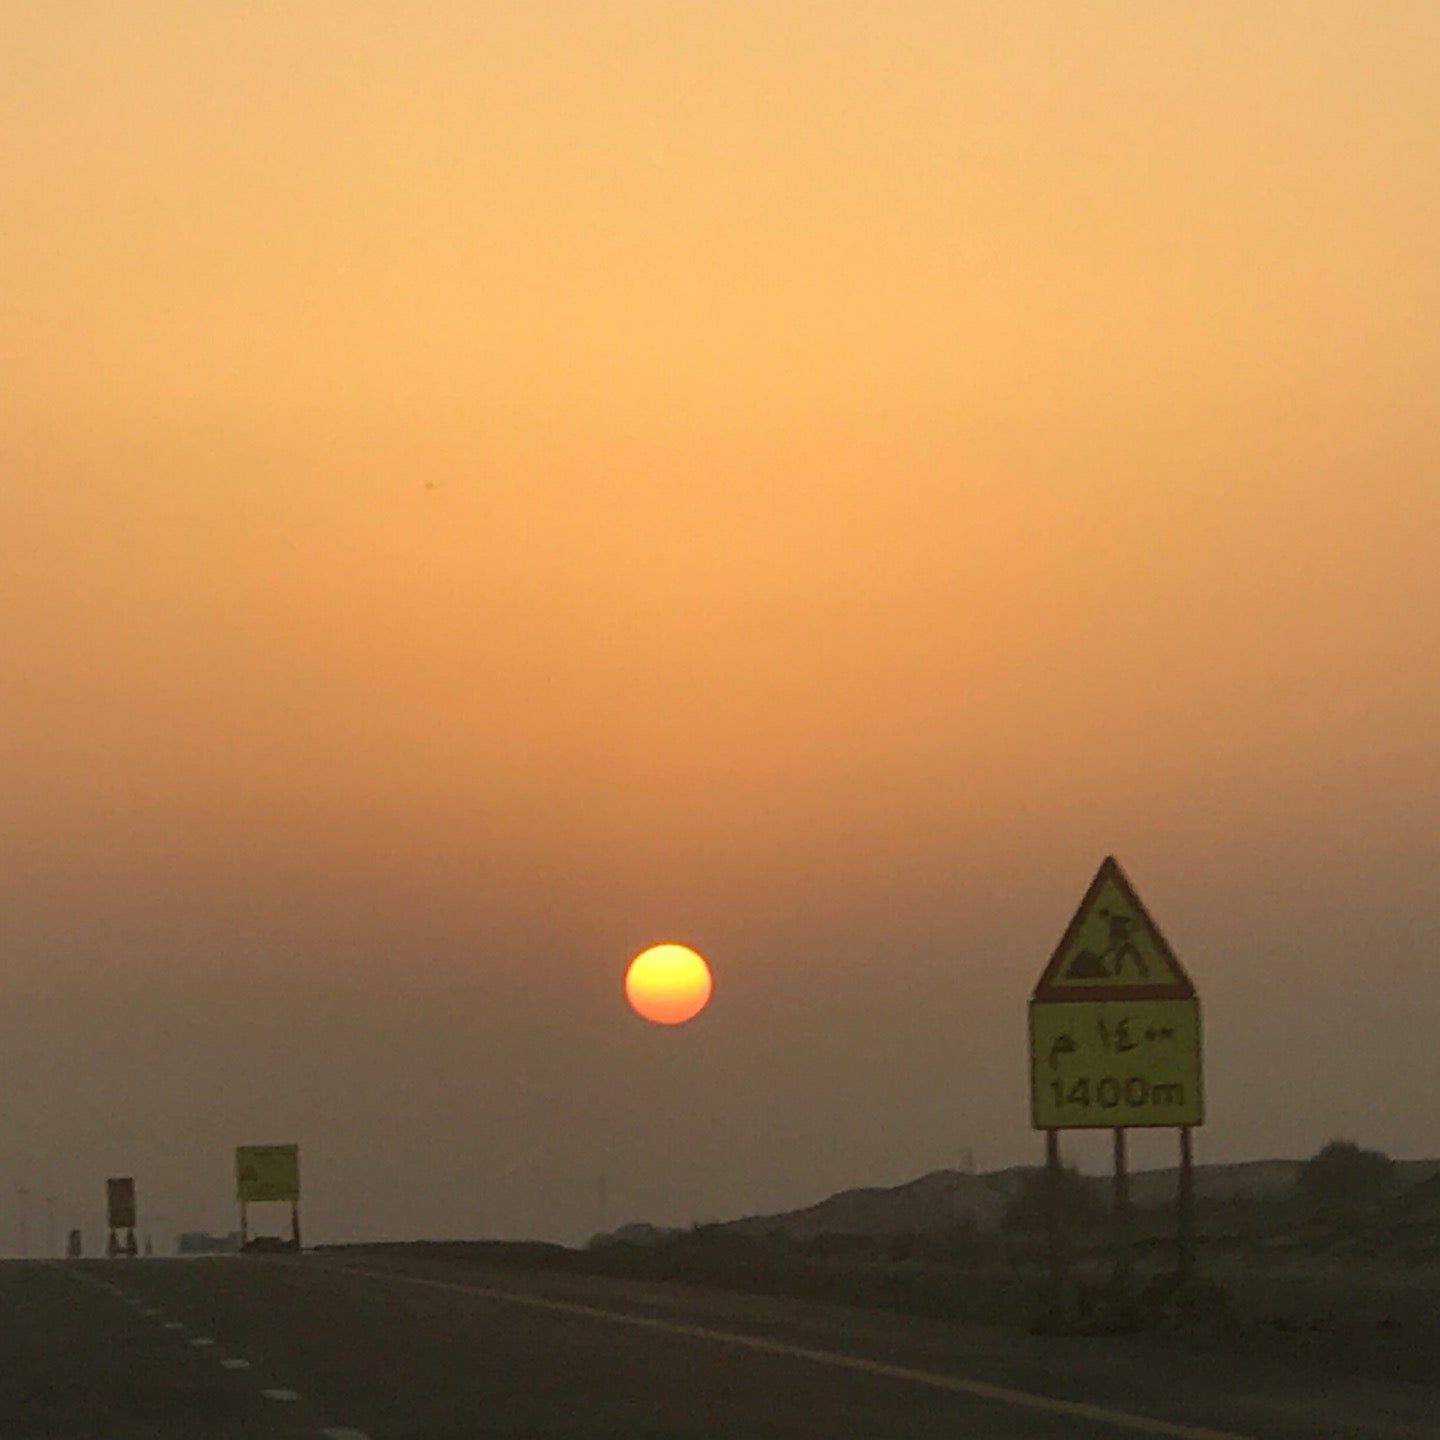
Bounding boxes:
[624,943,713,1025]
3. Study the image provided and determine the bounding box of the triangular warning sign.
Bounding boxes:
[1032,856,1195,1002]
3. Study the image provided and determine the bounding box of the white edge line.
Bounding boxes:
[262,1388,300,1401]
[302,1260,1254,1440]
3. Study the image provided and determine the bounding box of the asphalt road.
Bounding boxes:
[1,1255,1435,1438]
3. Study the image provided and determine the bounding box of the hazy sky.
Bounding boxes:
[4,2,1439,1252]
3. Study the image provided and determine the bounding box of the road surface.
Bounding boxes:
[0,1254,1434,1437]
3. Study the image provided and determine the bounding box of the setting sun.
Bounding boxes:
[624,944,713,1026]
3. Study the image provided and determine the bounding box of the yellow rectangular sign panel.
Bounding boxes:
[236,1144,300,1203]
[1029,999,1202,1129]
[106,1176,136,1229]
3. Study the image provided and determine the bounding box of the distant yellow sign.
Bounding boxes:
[1030,857,1203,1130]
[235,1144,300,1203]
[106,1176,137,1229]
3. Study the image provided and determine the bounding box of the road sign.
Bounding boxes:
[235,1144,300,1203]
[106,1177,136,1229]
[1030,857,1202,1128]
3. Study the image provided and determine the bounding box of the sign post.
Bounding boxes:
[1043,1129,1065,1321]
[1112,1127,1131,1292]
[235,1144,301,1253]
[1178,1124,1196,1284]
[1029,857,1204,1322]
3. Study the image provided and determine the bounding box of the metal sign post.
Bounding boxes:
[1043,1130,1066,1324]
[1111,1127,1131,1294]
[1177,1124,1196,1285]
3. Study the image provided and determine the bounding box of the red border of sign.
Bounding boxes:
[1031,855,1196,1003]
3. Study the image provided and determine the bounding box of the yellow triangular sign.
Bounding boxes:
[1032,856,1195,1001]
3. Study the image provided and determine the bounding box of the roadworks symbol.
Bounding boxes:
[1063,908,1148,980]
[1032,856,1194,1000]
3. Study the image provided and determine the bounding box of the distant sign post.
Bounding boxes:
[1029,857,1204,1319]
[235,1144,301,1253]
[105,1177,137,1259]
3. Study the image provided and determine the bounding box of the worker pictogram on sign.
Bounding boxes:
[1031,855,1195,1002]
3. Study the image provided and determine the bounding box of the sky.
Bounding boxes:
[3,2,1439,1253]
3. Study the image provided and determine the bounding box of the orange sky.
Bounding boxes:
[3,3,1439,1247]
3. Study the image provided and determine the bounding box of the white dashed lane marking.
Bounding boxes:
[48,1267,324,1428]
[321,1430,371,1439]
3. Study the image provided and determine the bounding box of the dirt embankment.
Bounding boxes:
[320,1158,1440,1387]
[319,1233,1440,1388]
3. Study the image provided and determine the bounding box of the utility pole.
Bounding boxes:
[17,1187,29,1259]
[45,1196,56,1259]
